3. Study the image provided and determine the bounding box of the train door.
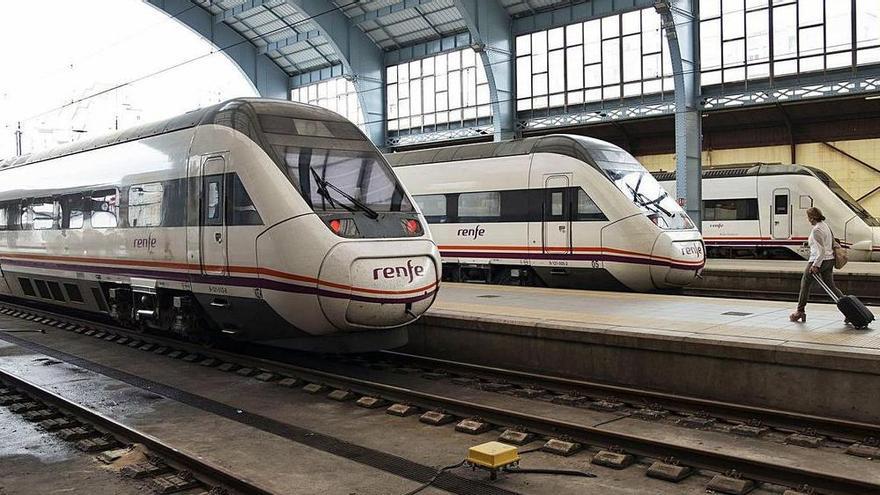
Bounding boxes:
[771,188,791,239]
[543,175,572,254]
[200,156,228,276]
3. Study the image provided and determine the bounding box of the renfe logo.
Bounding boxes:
[133,234,157,249]
[373,259,425,283]
[680,244,704,257]
[457,225,485,239]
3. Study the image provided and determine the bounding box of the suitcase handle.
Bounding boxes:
[812,272,840,303]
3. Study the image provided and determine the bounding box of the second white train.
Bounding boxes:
[387,135,705,292]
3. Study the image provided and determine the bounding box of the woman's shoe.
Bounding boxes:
[789,311,806,322]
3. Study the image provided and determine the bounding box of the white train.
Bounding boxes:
[386,135,705,292]
[0,98,440,352]
[654,163,880,261]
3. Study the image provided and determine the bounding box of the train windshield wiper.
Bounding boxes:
[309,168,380,219]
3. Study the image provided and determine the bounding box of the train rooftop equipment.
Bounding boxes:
[0,98,440,352]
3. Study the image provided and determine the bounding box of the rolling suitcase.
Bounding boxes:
[813,273,874,329]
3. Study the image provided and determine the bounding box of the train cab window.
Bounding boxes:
[576,189,605,221]
[90,190,119,228]
[458,192,500,220]
[774,194,788,214]
[128,183,164,227]
[226,175,263,226]
[799,195,813,209]
[414,195,448,223]
[60,194,84,229]
[202,176,224,226]
[32,199,57,230]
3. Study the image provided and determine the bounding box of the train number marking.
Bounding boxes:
[207,285,228,295]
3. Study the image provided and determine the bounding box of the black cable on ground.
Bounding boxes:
[503,467,597,478]
[402,460,467,495]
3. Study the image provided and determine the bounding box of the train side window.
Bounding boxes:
[19,278,36,297]
[19,201,33,230]
[458,192,501,221]
[128,182,164,227]
[799,195,813,209]
[576,189,606,221]
[33,279,51,299]
[90,189,119,228]
[64,283,84,303]
[414,194,447,223]
[550,191,563,216]
[226,174,263,226]
[202,175,224,226]
[47,281,66,302]
[32,199,57,230]
[774,194,788,214]
[60,194,84,229]
[0,202,8,230]
[703,199,759,221]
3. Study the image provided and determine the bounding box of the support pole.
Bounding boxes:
[656,0,702,229]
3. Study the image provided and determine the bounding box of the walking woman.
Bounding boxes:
[790,207,842,322]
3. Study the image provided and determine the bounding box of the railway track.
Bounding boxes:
[1,298,879,495]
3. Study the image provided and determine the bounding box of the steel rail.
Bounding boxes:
[1,299,879,494]
[0,368,277,495]
[378,350,880,442]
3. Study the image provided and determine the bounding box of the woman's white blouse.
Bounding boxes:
[808,221,835,267]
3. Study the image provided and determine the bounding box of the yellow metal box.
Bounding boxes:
[467,441,520,469]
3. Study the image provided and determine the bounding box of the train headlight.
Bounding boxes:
[402,218,423,236]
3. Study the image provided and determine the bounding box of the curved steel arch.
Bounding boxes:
[146,0,289,99]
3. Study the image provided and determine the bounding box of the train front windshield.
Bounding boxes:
[590,148,694,230]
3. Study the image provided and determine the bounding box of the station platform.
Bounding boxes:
[690,259,880,304]
[405,283,880,423]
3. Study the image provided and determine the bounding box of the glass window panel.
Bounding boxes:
[461,48,475,68]
[458,192,500,217]
[703,70,722,85]
[748,62,770,79]
[447,50,461,70]
[746,0,768,8]
[643,78,663,93]
[858,47,880,64]
[723,2,744,40]
[410,79,422,115]
[826,51,851,69]
[436,111,448,123]
[662,44,673,75]
[622,11,640,35]
[448,109,461,122]
[724,66,746,82]
[826,0,852,52]
[476,56,488,84]
[548,27,565,50]
[799,26,824,56]
[477,83,490,105]
[533,96,548,108]
[623,82,641,97]
[517,57,532,97]
[799,54,823,72]
[424,113,435,125]
[603,85,621,99]
[723,39,745,66]
[463,68,477,107]
[773,5,797,58]
[566,23,582,45]
[548,50,565,93]
[642,10,661,50]
[584,64,602,88]
[702,19,722,70]
[386,66,397,83]
[622,34,642,82]
[532,31,548,72]
[746,9,769,63]
[399,98,410,118]
[567,46,584,89]
[643,53,662,79]
[798,0,823,26]
[568,90,584,105]
[399,78,409,98]
[584,20,602,63]
[549,93,565,108]
[422,57,434,75]
[602,15,619,38]
[602,39,620,84]
[409,60,421,78]
[533,73,548,96]
[435,54,447,79]
[517,99,532,111]
[774,59,798,75]
[463,107,476,120]
[399,65,409,85]
[856,0,879,49]
[516,34,531,54]
[585,88,602,102]
[449,71,462,108]
[702,0,721,18]
[423,77,435,113]
[387,85,398,118]
[436,91,448,111]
